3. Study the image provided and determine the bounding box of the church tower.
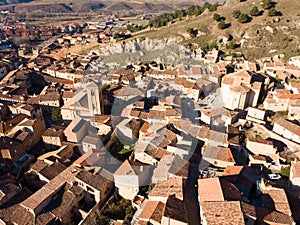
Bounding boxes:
[86,81,102,116]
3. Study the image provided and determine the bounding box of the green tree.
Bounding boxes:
[262,0,273,9]
[51,108,62,124]
[218,20,226,29]
[280,166,290,177]
[34,29,41,39]
[238,13,251,23]
[250,6,260,16]
[208,3,219,12]
[202,41,218,53]
[213,13,221,21]
[226,41,236,49]
[187,27,197,37]
[232,10,241,18]
[187,27,194,34]
[268,7,278,16]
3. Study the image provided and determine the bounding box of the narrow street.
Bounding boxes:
[184,139,203,225]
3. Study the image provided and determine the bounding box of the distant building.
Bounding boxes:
[201,201,245,225]
[135,200,165,225]
[152,154,189,183]
[247,107,266,123]
[9,103,43,118]
[64,117,87,143]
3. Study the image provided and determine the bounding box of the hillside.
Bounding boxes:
[0,0,218,14]
[0,0,32,5]
[132,0,300,61]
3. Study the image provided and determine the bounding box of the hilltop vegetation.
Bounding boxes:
[0,0,32,5]
[131,0,300,61]
[0,0,218,16]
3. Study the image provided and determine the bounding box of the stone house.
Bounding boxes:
[75,170,113,203]
[42,127,64,150]
[246,137,276,156]
[9,103,43,118]
[152,154,189,183]
[273,118,300,144]
[221,70,261,110]
[114,160,150,200]
[290,160,300,190]
[201,146,235,169]
[63,117,87,143]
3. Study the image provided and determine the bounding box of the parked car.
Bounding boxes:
[268,173,281,180]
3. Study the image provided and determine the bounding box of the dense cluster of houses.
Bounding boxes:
[0,23,300,224]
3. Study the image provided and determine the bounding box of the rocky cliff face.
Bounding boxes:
[86,38,193,77]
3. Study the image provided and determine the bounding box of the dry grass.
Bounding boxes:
[132,0,300,60]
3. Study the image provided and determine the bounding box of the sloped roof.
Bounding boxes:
[201,201,244,225]
[198,178,224,203]
[163,195,188,223]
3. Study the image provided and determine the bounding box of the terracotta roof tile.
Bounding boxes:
[201,201,245,225]
[275,118,300,136]
[163,195,187,223]
[149,178,184,200]
[198,178,224,203]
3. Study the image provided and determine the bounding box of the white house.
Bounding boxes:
[63,117,87,143]
[288,99,300,120]
[246,137,276,156]
[247,107,266,121]
[114,160,150,200]
[221,70,261,110]
[273,118,300,144]
[290,160,300,190]
[61,81,102,120]
[289,56,300,68]
[82,135,102,152]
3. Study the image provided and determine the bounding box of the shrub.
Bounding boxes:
[187,27,197,37]
[208,3,219,12]
[233,10,241,18]
[187,27,194,34]
[280,166,290,177]
[226,41,236,49]
[213,13,221,21]
[268,7,278,16]
[262,0,274,9]
[227,34,233,41]
[218,20,227,29]
[238,13,251,23]
[113,32,127,40]
[51,108,62,123]
[250,6,260,16]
